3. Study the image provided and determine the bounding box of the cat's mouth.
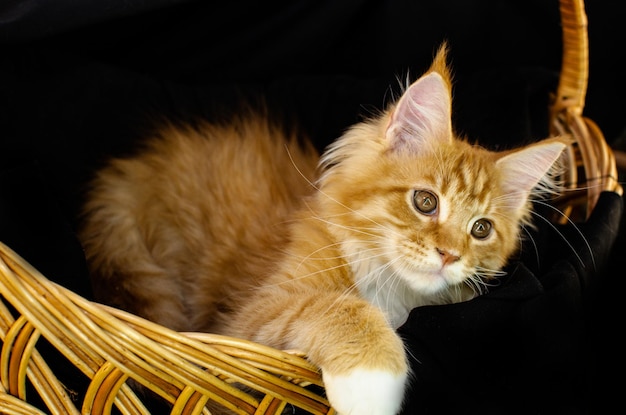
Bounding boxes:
[402,256,470,292]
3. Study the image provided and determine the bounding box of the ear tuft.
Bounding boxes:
[428,41,453,89]
[385,70,452,153]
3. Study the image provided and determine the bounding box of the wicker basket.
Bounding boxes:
[0,0,622,414]
[0,241,333,415]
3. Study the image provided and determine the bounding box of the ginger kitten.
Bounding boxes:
[79,44,566,415]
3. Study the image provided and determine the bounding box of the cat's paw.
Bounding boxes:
[323,368,407,415]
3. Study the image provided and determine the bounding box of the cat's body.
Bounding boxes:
[81,116,321,334]
[79,45,567,415]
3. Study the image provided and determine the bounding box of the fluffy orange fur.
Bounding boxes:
[78,44,567,415]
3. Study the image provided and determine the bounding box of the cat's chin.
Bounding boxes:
[403,270,456,295]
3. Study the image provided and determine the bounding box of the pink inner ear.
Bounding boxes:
[385,72,452,153]
[496,141,566,209]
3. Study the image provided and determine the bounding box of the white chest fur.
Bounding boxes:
[344,245,430,329]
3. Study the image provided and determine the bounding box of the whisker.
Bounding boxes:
[264,246,390,289]
[530,201,593,270]
[328,255,406,325]
[310,215,388,240]
[285,144,407,240]
[520,224,542,267]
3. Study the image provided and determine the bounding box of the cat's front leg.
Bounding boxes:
[230,292,409,415]
[315,325,408,415]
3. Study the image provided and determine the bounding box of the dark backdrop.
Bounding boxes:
[1,1,625,414]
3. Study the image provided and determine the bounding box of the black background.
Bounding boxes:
[1,1,625,414]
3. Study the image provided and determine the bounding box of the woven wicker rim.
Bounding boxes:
[0,241,334,414]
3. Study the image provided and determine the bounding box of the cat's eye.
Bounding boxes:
[412,190,438,215]
[471,218,493,239]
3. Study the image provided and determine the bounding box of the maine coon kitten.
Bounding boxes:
[78,44,567,415]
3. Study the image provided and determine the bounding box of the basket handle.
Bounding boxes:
[550,0,622,222]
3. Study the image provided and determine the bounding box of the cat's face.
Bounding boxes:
[317,45,565,300]
[393,152,514,294]
[327,139,523,297]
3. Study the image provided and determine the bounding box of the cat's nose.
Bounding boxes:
[436,247,460,266]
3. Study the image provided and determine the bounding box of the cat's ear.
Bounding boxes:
[385,71,453,153]
[496,139,567,210]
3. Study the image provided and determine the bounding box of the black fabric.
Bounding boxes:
[399,191,624,415]
[1,1,625,414]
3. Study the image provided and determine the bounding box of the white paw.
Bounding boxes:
[323,368,407,415]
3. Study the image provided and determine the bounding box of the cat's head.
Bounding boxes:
[317,43,567,303]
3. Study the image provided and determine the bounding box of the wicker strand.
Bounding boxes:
[0,392,49,415]
[0,300,82,415]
